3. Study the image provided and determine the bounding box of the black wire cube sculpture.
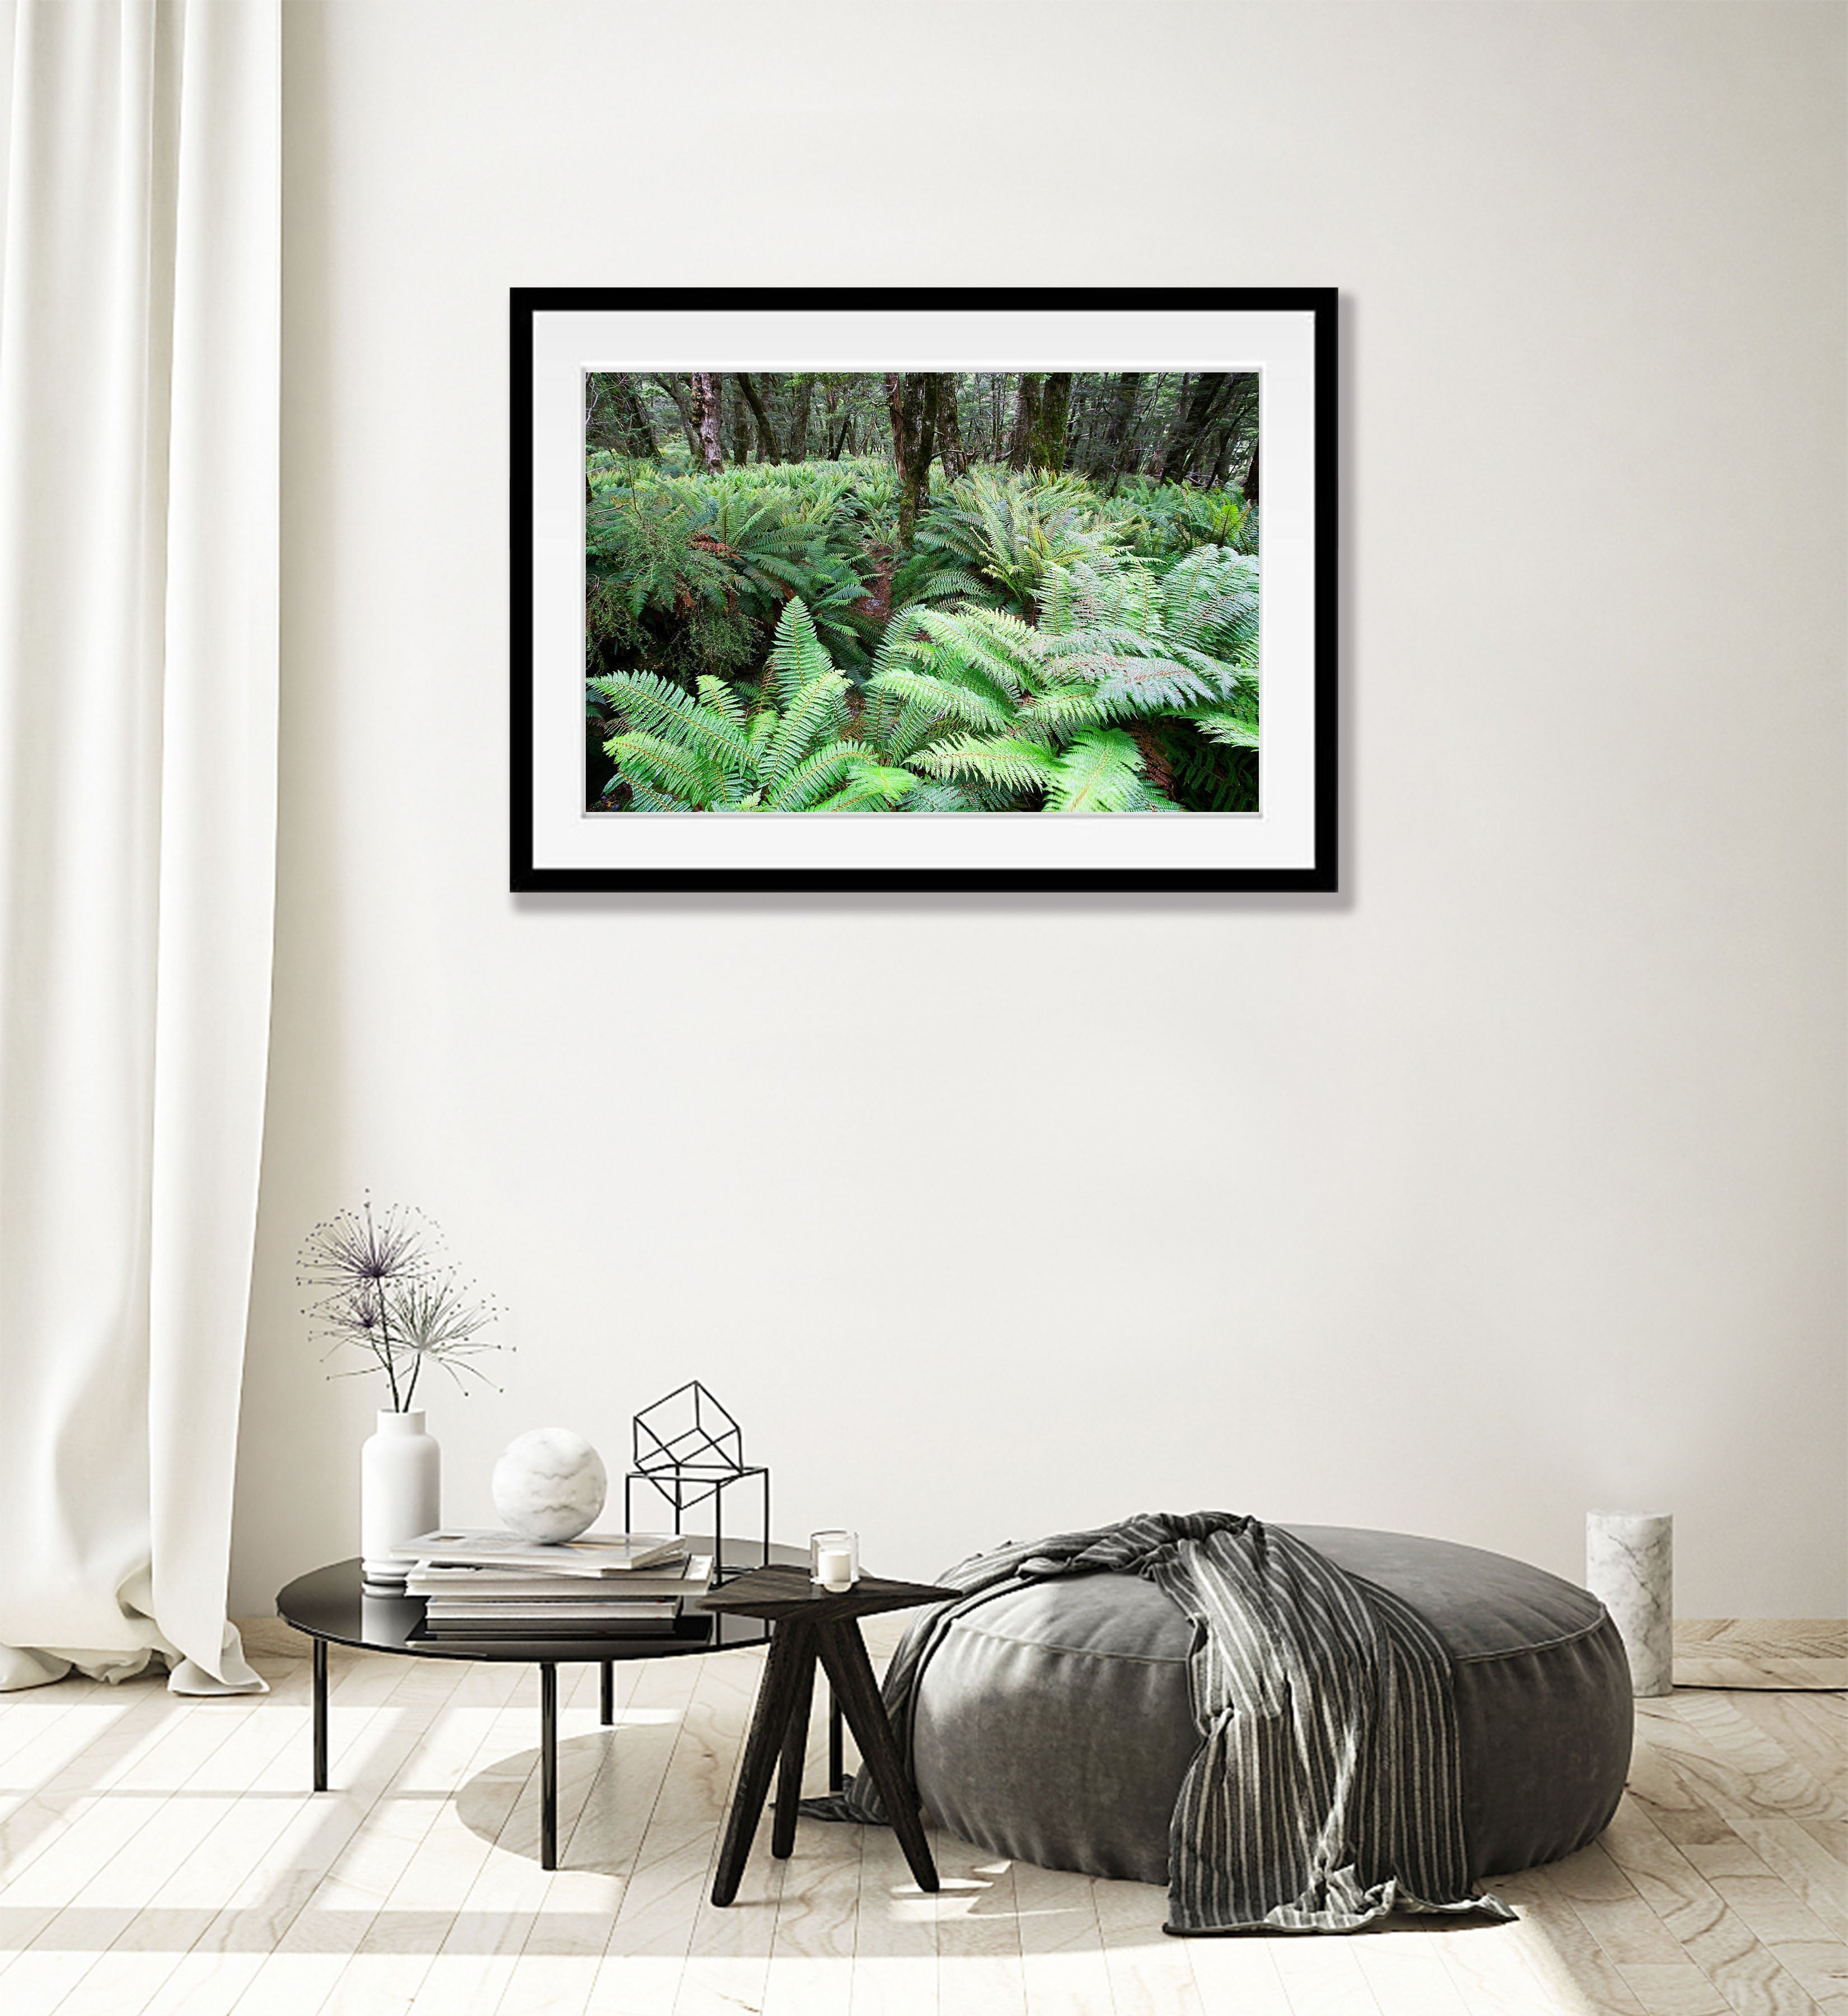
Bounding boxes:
[624,1381,768,1584]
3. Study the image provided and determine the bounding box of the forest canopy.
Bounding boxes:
[584,370,1259,815]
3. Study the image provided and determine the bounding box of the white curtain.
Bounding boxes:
[0,0,279,1693]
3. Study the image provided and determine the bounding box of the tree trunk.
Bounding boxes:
[727,379,752,464]
[785,375,812,461]
[654,373,703,458]
[1098,371,1142,484]
[1146,372,1192,479]
[909,375,938,542]
[689,371,725,474]
[738,372,780,463]
[886,371,940,547]
[1207,378,1260,493]
[1030,372,1072,474]
[1007,374,1043,472]
[1066,379,1093,472]
[1209,423,1238,488]
[585,374,654,459]
[1159,371,1229,484]
[934,373,969,478]
[619,374,658,459]
[885,371,914,477]
[1242,438,1259,506]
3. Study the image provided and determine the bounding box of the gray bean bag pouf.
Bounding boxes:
[910,1524,1632,1884]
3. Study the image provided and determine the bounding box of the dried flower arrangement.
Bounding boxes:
[297,1197,507,1411]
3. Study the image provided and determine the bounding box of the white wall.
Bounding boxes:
[230,1,1847,1620]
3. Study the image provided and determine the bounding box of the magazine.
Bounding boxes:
[405,1557,714,1599]
[401,1529,688,1574]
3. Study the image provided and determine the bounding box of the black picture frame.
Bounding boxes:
[511,287,1338,893]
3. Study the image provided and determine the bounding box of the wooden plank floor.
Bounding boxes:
[0,1617,1837,2015]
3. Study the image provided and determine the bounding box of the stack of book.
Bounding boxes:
[402,1529,714,1640]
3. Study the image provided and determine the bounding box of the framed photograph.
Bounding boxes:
[511,288,1337,892]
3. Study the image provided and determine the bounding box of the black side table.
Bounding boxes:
[697,1566,958,1907]
[277,1546,804,1873]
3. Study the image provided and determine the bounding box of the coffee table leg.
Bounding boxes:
[600,1661,614,1728]
[829,1687,844,1791]
[540,1663,558,1871]
[312,1639,328,1793]
[815,1625,938,1894]
[771,1633,816,1859]
[712,1621,810,1906]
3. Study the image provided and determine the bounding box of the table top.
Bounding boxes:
[698,1566,960,1625]
[277,1542,808,1664]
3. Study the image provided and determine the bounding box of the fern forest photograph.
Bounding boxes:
[583,370,1261,816]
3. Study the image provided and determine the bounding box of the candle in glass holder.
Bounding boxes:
[810,1529,858,1592]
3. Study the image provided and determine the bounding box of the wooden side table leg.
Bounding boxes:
[599,1661,614,1728]
[829,1685,844,1791]
[312,1639,328,1792]
[711,1621,811,1906]
[770,1632,816,1860]
[815,1623,939,1894]
[540,1662,559,1871]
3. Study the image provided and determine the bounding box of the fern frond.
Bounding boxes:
[875,694,960,764]
[593,669,754,773]
[1189,704,1261,750]
[748,554,812,591]
[768,596,837,711]
[762,739,862,812]
[1016,686,1108,738]
[909,566,991,605]
[761,674,851,791]
[1089,657,1230,712]
[808,762,918,813]
[1044,729,1157,813]
[865,667,1011,735]
[894,777,985,813]
[906,736,1057,793]
[867,604,933,684]
[602,730,725,809]
[1162,547,1261,665]
[913,604,1039,704]
[696,676,746,724]
[627,780,697,813]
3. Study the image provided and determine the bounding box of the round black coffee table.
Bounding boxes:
[278,1539,810,1869]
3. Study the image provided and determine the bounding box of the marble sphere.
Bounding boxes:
[492,1429,608,1543]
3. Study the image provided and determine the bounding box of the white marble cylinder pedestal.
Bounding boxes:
[1586,1510,1673,1697]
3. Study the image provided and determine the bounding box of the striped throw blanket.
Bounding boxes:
[804,1510,1514,1935]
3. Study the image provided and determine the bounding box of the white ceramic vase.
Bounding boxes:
[361,1409,441,1588]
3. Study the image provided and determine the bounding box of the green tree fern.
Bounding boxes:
[591,600,914,813]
